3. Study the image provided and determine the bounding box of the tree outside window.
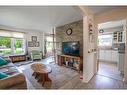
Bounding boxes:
[0,37,25,56]
[14,39,24,54]
[0,37,11,55]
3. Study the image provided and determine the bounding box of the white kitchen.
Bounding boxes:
[97,19,126,81]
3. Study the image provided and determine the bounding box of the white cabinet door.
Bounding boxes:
[99,49,112,61]
[105,50,112,61]
[99,49,118,63]
[111,50,119,63]
[99,50,105,60]
[118,54,125,73]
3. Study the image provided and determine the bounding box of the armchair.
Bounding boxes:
[30,50,42,61]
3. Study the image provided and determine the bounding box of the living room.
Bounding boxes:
[0,6,127,90]
[0,6,83,89]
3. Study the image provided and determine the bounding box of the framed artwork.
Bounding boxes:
[28,36,39,47]
[28,42,34,47]
[35,42,40,47]
[32,36,37,42]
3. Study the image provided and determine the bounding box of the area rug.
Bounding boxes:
[23,63,79,89]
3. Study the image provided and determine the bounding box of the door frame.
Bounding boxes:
[95,19,127,82]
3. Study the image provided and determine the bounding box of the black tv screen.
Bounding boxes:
[62,41,80,56]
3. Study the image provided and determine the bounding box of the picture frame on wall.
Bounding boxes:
[35,42,40,47]
[28,42,34,47]
[32,36,37,42]
[28,36,39,47]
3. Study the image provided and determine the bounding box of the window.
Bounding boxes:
[14,38,25,54]
[0,30,25,56]
[46,36,53,53]
[0,37,12,55]
[98,34,113,47]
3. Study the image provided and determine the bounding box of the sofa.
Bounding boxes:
[0,58,27,89]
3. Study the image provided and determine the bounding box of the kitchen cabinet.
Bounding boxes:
[113,31,125,43]
[99,49,118,63]
[118,53,125,74]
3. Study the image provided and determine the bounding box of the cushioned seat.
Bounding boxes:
[0,73,27,89]
[0,62,15,69]
[0,57,27,89]
[31,50,42,61]
[0,72,8,79]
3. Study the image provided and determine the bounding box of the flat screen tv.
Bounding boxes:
[62,41,80,56]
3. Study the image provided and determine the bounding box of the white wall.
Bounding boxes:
[83,16,96,83]
[78,6,97,83]
[26,31,45,54]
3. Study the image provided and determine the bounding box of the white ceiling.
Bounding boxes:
[0,6,82,33]
[98,19,126,29]
[89,6,118,15]
[0,6,121,33]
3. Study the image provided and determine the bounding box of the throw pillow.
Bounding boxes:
[0,72,8,79]
[0,57,8,66]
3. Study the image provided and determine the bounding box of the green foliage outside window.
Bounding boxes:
[0,37,11,48]
[0,37,24,55]
[15,39,22,48]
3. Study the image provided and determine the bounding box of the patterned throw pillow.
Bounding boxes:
[0,57,8,66]
[0,72,8,79]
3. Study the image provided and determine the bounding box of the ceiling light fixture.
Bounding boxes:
[99,29,104,33]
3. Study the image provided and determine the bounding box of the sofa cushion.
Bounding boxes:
[0,57,8,66]
[0,73,27,89]
[0,72,8,79]
[33,54,41,58]
[0,62,14,69]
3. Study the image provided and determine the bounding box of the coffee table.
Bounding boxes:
[31,63,52,87]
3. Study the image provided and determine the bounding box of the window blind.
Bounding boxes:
[0,30,24,38]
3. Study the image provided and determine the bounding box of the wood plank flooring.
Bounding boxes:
[97,62,123,81]
[17,57,127,89]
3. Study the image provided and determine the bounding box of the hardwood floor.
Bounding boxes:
[97,62,123,81]
[61,74,127,89]
[60,61,126,89]
[17,57,127,89]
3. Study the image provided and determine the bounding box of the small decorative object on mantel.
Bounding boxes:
[66,28,73,36]
[28,36,40,47]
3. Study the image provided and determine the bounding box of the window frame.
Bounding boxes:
[0,36,26,56]
[98,33,113,47]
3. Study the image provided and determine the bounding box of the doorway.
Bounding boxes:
[97,19,126,81]
[45,36,54,57]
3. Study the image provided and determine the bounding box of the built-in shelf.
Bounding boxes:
[113,31,125,43]
[57,54,83,72]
